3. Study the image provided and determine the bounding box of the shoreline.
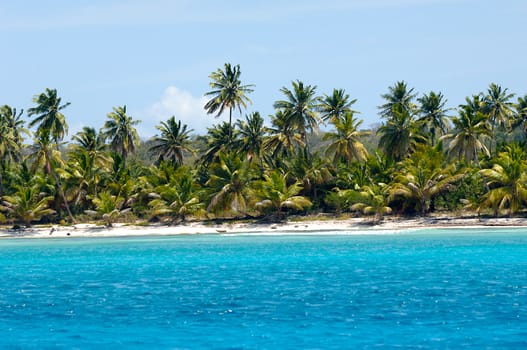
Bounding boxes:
[2,215,527,239]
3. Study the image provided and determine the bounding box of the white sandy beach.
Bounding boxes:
[2,215,527,239]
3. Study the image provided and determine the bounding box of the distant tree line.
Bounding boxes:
[1,63,527,227]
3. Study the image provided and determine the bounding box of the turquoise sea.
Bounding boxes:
[1,228,527,349]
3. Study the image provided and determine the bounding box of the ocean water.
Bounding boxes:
[1,228,527,349]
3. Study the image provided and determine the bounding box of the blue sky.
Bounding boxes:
[1,0,525,138]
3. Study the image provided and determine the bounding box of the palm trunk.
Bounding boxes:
[52,169,76,223]
[46,151,76,223]
[228,107,233,145]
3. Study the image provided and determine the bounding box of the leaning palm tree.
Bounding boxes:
[479,143,527,216]
[317,88,357,123]
[379,81,417,119]
[150,116,194,166]
[273,80,321,142]
[101,105,140,163]
[323,112,370,165]
[417,91,450,146]
[204,63,254,141]
[27,88,70,146]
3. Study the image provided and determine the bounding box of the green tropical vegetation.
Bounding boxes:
[2,65,527,228]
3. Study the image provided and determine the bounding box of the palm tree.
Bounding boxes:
[379,81,417,119]
[441,105,492,164]
[199,122,238,166]
[149,166,204,222]
[27,88,70,145]
[236,112,266,163]
[351,184,392,223]
[484,83,515,155]
[0,185,55,227]
[263,110,305,158]
[89,190,127,227]
[285,149,333,203]
[204,63,254,141]
[377,105,426,161]
[205,152,256,217]
[252,169,312,219]
[512,95,527,141]
[323,112,370,165]
[417,91,450,145]
[479,143,527,216]
[101,105,140,163]
[389,150,464,215]
[317,88,357,123]
[0,106,25,196]
[0,105,27,158]
[484,83,515,131]
[150,116,194,166]
[27,132,75,222]
[68,127,112,204]
[273,80,321,142]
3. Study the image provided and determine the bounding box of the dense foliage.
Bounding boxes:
[1,64,527,226]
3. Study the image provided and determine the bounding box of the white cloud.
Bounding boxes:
[142,85,226,136]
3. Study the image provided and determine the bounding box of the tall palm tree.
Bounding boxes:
[0,105,27,156]
[441,105,492,164]
[484,83,515,155]
[317,88,357,123]
[379,81,417,119]
[0,107,23,196]
[204,63,254,140]
[484,83,515,131]
[273,80,321,142]
[236,112,266,163]
[376,105,426,161]
[417,91,450,145]
[150,116,194,166]
[101,105,140,163]
[27,88,70,145]
[323,112,370,165]
[479,143,527,216]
